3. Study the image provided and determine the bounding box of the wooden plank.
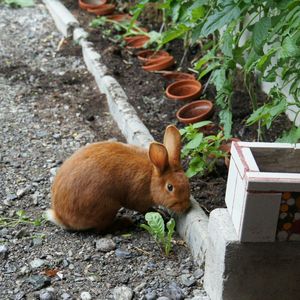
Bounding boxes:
[240,192,281,242]
[247,172,300,192]
[251,147,300,173]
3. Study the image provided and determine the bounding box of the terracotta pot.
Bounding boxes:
[176,100,213,124]
[161,71,196,81]
[142,56,174,72]
[106,14,132,22]
[78,0,106,10]
[165,80,202,101]
[137,50,170,63]
[125,35,150,49]
[87,3,115,15]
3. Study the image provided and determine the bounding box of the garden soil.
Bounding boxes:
[62,0,291,213]
[0,3,207,300]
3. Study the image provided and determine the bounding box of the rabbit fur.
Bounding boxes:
[47,125,190,232]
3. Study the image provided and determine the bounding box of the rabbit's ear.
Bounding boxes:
[149,142,169,174]
[163,125,181,168]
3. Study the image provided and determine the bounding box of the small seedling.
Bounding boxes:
[141,212,175,256]
[0,210,46,228]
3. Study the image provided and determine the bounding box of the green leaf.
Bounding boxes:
[277,126,300,143]
[219,109,232,139]
[192,121,212,129]
[201,5,240,36]
[211,68,226,91]
[221,30,233,57]
[185,133,203,150]
[144,212,165,241]
[161,24,189,45]
[280,36,300,58]
[16,210,26,218]
[252,17,271,55]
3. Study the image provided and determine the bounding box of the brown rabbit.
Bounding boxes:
[47,125,190,232]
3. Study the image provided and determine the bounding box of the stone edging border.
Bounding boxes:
[42,0,209,265]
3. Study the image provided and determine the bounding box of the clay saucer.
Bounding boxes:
[78,0,106,10]
[166,80,202,101]
[125,35,150,49]
[106,14,132,22]
[161,71,196,81]
[142,56,174,72]
[87,3,115,15]
[137,50,170,63]
[176,100,213,124]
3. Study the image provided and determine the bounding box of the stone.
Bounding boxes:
[145,290,157,300]
[80,291,92,300]
[164,282,184,300]
[113,286,133,300]
[30,258,45,269]
[17,185,31,198]
[27,275,51,290]
[115,249,132,259]
[0,245,9,260]
[61,292,72,300]
[180,274,196,287]
[95,238,116,252]
[39,290,55,300]
[193,269,204,280]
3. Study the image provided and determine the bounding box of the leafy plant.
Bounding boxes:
[90,16,162,46]
[180,121,227,178]
[0,210,45,228]
[129,0,300,142]
[3,0,34,7]
[140,212,175,256]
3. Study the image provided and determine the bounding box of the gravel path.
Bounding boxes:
[0,3,207,300]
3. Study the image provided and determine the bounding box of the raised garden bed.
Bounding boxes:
[61,0,291,213]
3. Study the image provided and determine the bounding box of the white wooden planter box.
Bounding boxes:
[225,141,300,242]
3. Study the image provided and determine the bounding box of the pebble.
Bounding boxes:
[193,269,204,279]
[145,290,157,300]
[61,292,72,300]
[39,290,55,300]
[95,238,116,252]
[30,258,45,269]
[0,245,9,260]
[16,185,31,198]
[80,291,92,300]
[32,237,43,247]
[180,274,196,287]
[6,194,17,201]
[113,286,133,300]
[164,282,185,300]
[115,249,132,259]
[27,275,51,290]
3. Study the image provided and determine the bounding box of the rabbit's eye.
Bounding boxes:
[167,183,174,192]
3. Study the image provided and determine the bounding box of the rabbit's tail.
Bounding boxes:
[45,209,68,229]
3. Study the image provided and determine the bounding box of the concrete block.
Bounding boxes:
[81,40,108,78]
[204,208,300,300]
[73,28,89,44]
[175,198,209,265]
[43,0,79,37]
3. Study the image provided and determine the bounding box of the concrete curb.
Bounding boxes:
[43,0,79,37]
[43,0,209,266]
